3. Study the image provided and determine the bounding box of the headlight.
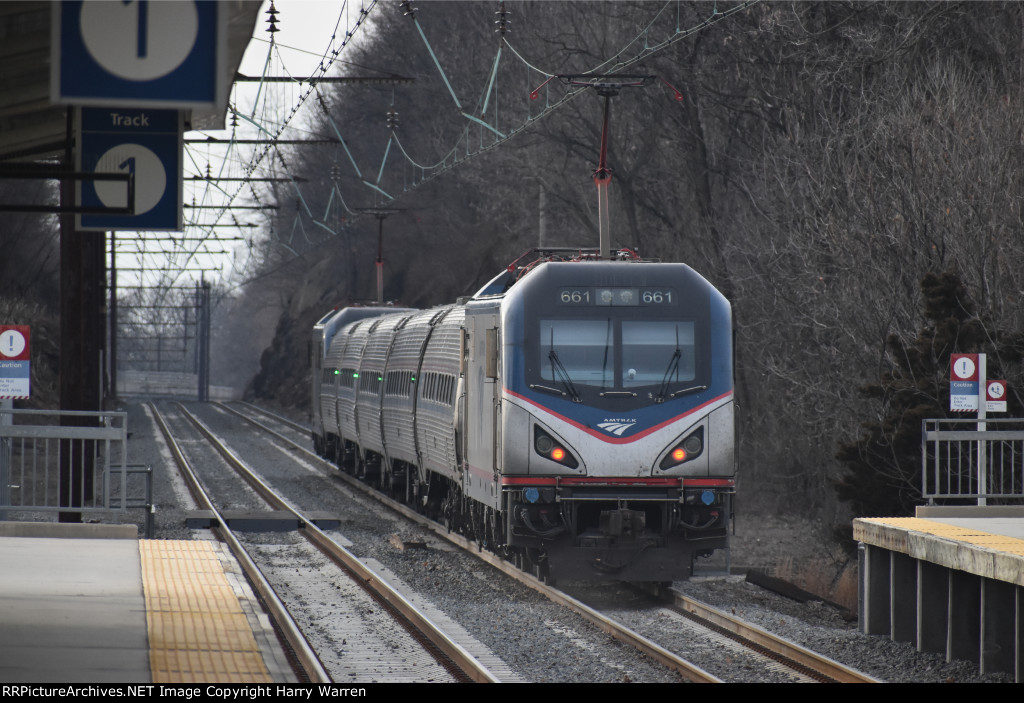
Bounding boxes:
[659,427,704,469]
[534,426,579,469]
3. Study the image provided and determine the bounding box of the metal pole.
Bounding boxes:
[594,93,613,260]
[538,181,547,248]
[59,107,103,522]
[977,353,987,506]
[0,399,10,521]
[197,279,207,401]
[203,281,211,401]
[376,215,384,304]
[109,232,117,400]
[194,281,200,374]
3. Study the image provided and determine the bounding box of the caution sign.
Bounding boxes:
[0,325,30,399]
[950,353,979,412]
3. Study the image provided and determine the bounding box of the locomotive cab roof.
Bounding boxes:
[471,247,654,300]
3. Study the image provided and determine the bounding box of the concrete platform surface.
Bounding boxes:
[0,523,148,682]
[854,510,1024,586]
[0,522,294,683]
[853,508,1024,680]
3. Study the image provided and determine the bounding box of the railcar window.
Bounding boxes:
[420,372,455,405]
[385,370,413,397]
[340,367,357,389]
[359,370,382,394]
[621,321,695,386]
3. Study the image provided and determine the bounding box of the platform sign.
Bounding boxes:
[76,107,183,231]
[52,1,225,110]
[950,353,979,412]
[0,326,30,399]
[986,380,1008,413]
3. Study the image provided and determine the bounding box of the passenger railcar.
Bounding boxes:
[311,253,735,581]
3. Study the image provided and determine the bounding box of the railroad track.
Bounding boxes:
[149,401,500,683]
[562,581,880,683]
[219,401,879,683]
[661,585,878,683]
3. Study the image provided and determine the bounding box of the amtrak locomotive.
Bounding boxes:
[311,251,735,581]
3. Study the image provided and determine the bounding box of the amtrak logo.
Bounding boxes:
[596,419,637,436]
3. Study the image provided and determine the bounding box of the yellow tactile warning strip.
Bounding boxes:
[858,517,1024,557]
[139,540,272,683]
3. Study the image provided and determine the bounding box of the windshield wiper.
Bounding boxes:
[654,347,681,403]
[655,325,704,403]
[530,383,567,398]
[667,384,707,399]
[548,349,582,403]
[601,317,612,389]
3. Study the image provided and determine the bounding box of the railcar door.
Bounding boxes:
[463,306,501,509]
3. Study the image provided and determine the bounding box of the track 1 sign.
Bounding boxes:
[0,326,30,400]
[52,1,225,109]
[76,108,183,231]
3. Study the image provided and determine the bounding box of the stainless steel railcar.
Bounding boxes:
[311,305,413,458]
[311,257,735,581]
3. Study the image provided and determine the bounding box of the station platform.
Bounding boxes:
[854,507,1024,682]
[0,522,295,683]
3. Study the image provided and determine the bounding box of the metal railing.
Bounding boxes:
[922,418,1024,504]
[0,408,153,535]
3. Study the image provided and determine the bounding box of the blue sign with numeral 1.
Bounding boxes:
[52,1,224,109]
[77,108,183,232]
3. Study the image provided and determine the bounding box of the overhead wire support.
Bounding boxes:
[274,150,314,218]
[235,73,414,85]
[181,0,757,292]
[399,0,505,140]
[479,46,502,117]
[400,1,462,111]
[176,0,382,292]
[185,176,307,182]
[361,180,393,201]
[316,89,364,180]
[185,137,342,145]
[184,204,280,210]
[481,2,509,117]
[376,135,393,185]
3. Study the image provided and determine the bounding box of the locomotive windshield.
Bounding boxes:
[539,319,696,390]
[513,262,716,409]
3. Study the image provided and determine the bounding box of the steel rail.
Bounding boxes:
[218,402,722,683]
[655,586,880,683]
[178,403,499,683]
[147,402,331,683]
[227,402,883,683]
[231,400,309,434]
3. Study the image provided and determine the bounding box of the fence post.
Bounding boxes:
[0,399,10,521]
[977,355,987,506]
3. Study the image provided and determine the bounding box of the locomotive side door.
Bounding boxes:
[462,306,501,509]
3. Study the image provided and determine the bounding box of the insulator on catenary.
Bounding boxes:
[495,2,511,35]
[265,1,279,34]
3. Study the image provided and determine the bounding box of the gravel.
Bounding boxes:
[681,513,1015,683]
[108,400,1015,683]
